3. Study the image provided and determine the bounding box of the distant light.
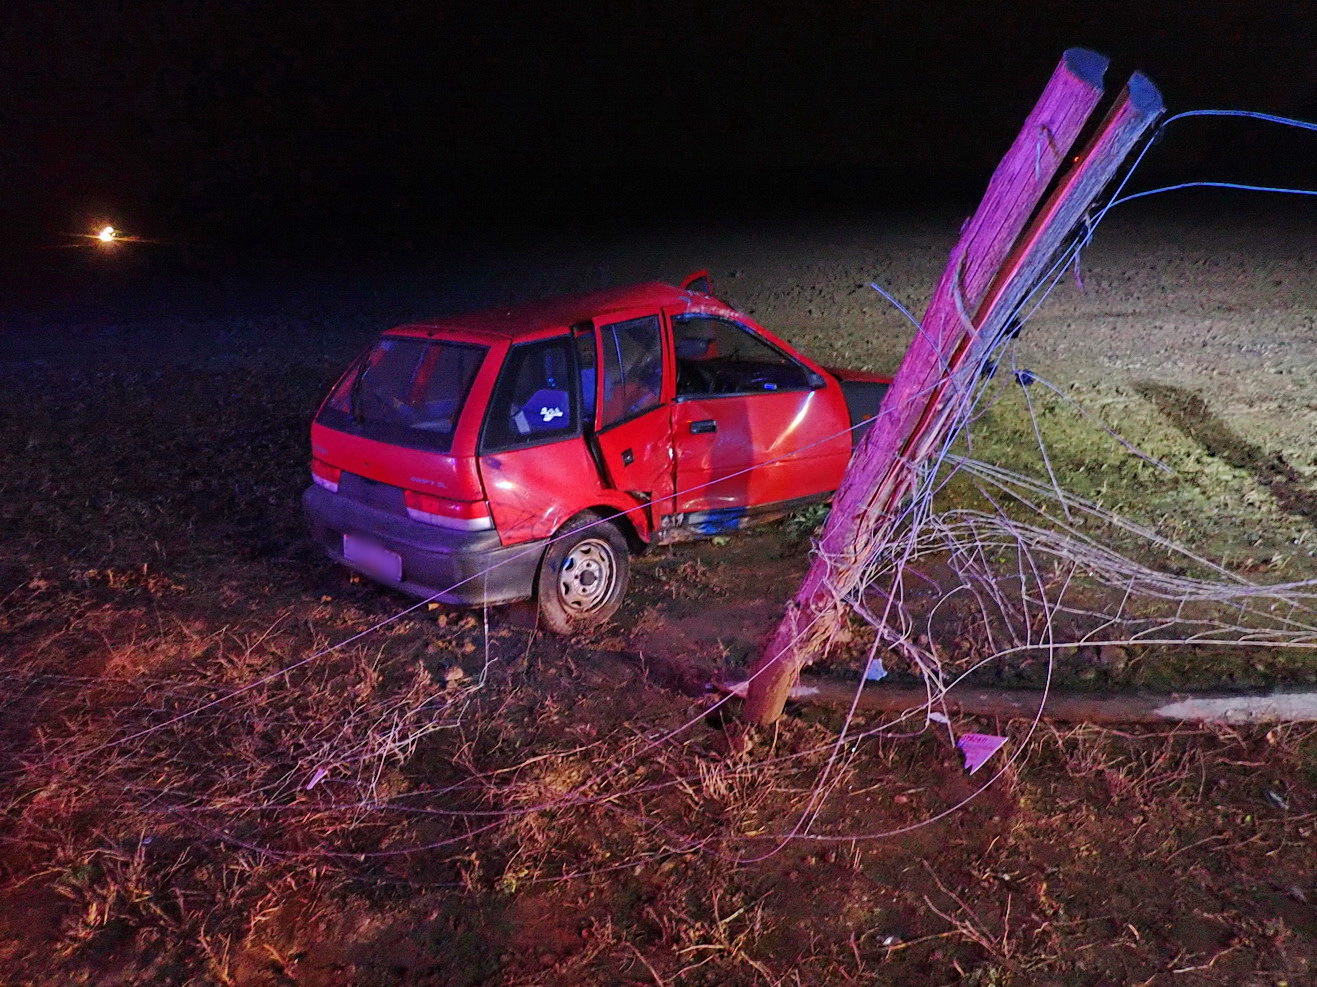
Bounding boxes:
[70,223,156,249]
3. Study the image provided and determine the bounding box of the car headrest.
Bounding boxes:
[676,338,713,360]
[522,388,571,432]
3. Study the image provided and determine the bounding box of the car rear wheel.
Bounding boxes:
[537,512,630,634]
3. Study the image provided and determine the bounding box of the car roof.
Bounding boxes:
[389,281,727,342]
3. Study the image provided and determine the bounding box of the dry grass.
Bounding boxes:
[10,557,1298,984]
[3,526,1314,984]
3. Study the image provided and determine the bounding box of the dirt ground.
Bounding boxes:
[1,200,1315,984]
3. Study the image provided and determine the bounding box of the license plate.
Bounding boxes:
[343,534,403,583]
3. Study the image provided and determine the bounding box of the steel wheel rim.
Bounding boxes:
[557,538,617,614]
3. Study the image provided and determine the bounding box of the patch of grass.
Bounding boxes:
[784,502,832,538]
[962,381,1317,569]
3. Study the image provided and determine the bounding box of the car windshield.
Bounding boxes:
[317,337,487,453]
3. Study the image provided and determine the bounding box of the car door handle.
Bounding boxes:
[690,419,717,434]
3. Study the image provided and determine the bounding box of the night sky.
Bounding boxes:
[4,0,1314,244]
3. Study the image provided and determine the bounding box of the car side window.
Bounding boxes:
[481,337,578,452]
[672,316,809,396]
[598,315,663,428]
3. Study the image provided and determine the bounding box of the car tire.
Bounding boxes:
[536,512,630,634]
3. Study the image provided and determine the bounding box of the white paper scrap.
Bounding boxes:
[957,733,1009,774]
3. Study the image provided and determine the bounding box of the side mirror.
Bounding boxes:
[680,269,714,296]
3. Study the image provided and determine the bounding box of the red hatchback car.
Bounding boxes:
[303,273,890,631]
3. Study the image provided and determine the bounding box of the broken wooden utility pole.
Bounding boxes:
[744,51,1165,726]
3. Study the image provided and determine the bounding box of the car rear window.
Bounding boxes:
[317,337,487,453]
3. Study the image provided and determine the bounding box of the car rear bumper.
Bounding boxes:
[302,485,545,606]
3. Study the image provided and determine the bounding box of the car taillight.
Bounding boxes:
[404,490,494,531]
[311,458,341,493]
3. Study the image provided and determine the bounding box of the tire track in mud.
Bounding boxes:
[1136,381,1317,528]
